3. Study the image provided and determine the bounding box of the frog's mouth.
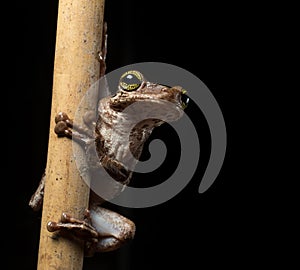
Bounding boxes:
[110,85,189,113]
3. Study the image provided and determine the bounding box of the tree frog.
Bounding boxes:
[29,24,189,257]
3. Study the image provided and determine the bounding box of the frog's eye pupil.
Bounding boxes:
[120,70,143,91]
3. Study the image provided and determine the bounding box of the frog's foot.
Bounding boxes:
[54,112,95,144]
[47,210,99,243]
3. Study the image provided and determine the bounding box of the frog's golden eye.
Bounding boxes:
[119,70,144,91]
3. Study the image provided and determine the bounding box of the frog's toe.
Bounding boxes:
[55,112,73,125]
[54,121,72,137]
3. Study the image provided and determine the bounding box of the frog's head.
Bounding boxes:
[109,70,189,122]
[95,70,190,174]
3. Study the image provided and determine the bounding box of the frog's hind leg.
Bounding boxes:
[87,205,136,255]
[29,172,46,211]
[45,205,135,256]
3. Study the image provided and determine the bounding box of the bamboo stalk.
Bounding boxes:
[37,0,105,269]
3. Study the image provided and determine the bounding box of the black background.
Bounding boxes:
[9,0,281,269]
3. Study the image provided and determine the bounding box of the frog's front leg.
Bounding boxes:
[29,111,96,210]
[54,111,95,144]
[47,204,135,256]
[99,21,107,78]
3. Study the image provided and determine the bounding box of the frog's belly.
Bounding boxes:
[88,165,128,203]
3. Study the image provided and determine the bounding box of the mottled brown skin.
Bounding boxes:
[29,25,188,256]
[94,78,186,184]
[30,70,187,256]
